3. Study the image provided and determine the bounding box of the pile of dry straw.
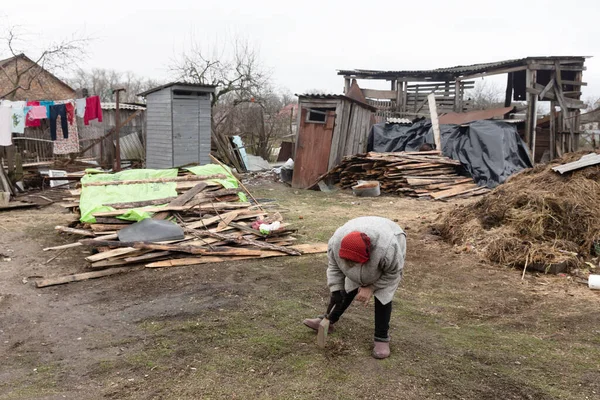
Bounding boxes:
[436,152,600,270]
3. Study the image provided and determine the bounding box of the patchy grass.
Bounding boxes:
[2,183,600,399]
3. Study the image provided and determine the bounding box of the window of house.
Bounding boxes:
[306,108,332,124]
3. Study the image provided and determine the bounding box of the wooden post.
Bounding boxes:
[344,77,351,94]
[454,80,461,112]
[549,101,556,160]
[112,88,126,172]
[396,79,403,115]
[428,93,441,151]
[573,70,583,151]
[524,68,533,148]
[504,72,513,107]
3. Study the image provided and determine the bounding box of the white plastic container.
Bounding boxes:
[352,181,381,197]
[588,274,600,290]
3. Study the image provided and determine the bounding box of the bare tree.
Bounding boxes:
[67,68,162,102]
[171,37,293,165]
[0,25,89,100]
[465,80,504,110]
[584,96,600,111]
[170,37,270,107]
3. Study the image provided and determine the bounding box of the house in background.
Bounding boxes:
[0,53,75,100]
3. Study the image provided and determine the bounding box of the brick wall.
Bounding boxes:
[0,56,75,101]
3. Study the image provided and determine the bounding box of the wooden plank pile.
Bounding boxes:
[325,151,489,200]
[39,171,326,288]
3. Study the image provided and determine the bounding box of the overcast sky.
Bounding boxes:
[2,0,599,101]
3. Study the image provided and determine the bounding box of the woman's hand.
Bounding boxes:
[356,286,374,306]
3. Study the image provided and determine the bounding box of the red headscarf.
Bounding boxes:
[339,231,371,264]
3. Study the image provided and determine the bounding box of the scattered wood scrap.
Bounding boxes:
[323,151,489,200]
[39,170,327,287]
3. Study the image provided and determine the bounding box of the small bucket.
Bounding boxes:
[352,181,380,197]
[588,274,600,290]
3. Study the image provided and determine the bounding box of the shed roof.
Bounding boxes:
[338,56,588,80]
[138,82,216,97]
[296,93,377,111]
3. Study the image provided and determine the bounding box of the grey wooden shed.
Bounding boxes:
[139,82,215,168]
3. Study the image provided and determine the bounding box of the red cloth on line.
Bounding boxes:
[25,100,41,127]
[339,231,371,264]
[65,102,75,125]
[84,96,102,125]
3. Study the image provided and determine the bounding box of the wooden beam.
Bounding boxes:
[525,68,534,148]
[549,101,556,160]
[82,174,226,187]
[427,94,442,151]
[504,72,513,107]
[539,73,555,100]
[554,61,575,149]
[560,80,587,86]
[153,182,208,220]
[36,267,141,288]
[456,65,527,81]
[361,88,397,100]
[526,86,586,109]
[529,64,585,71]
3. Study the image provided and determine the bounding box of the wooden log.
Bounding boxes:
[35,267,141,288]
[145,243,328,268]
[90,224,131,232]
[55,225,96,237]
[153,182,209,220]
[82,174,226,187]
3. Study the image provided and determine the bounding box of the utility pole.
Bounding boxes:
[112,88,126,172]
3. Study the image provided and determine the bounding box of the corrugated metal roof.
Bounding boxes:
[338,56,588,79]
[137,82,216,97]
[552,153,600,174]
[101,102,146,111]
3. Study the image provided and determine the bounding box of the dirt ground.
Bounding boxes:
[1,182,599,400]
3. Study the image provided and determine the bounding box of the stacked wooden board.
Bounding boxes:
[39,171,326,288]
[325,151,489,200]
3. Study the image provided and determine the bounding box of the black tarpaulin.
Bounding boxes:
[366,119,532,188]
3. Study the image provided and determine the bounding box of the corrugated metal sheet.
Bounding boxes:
[338,56,587,79]
[116,133,145,161]
[552,153,600,174]
[101,102,146,111]
[138,82,216,97]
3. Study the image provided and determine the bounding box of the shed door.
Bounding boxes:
[173,96,200,166]
[292,108,336,189]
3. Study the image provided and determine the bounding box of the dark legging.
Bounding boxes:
[49,104,68,140]
[325,289,392,342]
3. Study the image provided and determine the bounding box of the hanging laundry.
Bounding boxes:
[10,107,25,134]
[25,101,41,127]
[39,100,55,117]
[28,106,47,120]
[65,102,75,124]
[75,98,86,118]
[0,100,26,108]
[0,106,12,146]
[53,100,79,155]
[84,96,102,125]
[49,104,68,140]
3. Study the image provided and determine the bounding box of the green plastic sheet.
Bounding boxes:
[79,169,178,223]
[184,164,247,202]
[78,164,245,224]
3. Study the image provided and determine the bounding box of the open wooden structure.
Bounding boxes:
[292,94,375,189]
[339,56,588,160]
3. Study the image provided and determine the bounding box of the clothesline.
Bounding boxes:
[0,95,103,155]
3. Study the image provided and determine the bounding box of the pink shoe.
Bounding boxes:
[372,341,390,359]
[303,318,334,333]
